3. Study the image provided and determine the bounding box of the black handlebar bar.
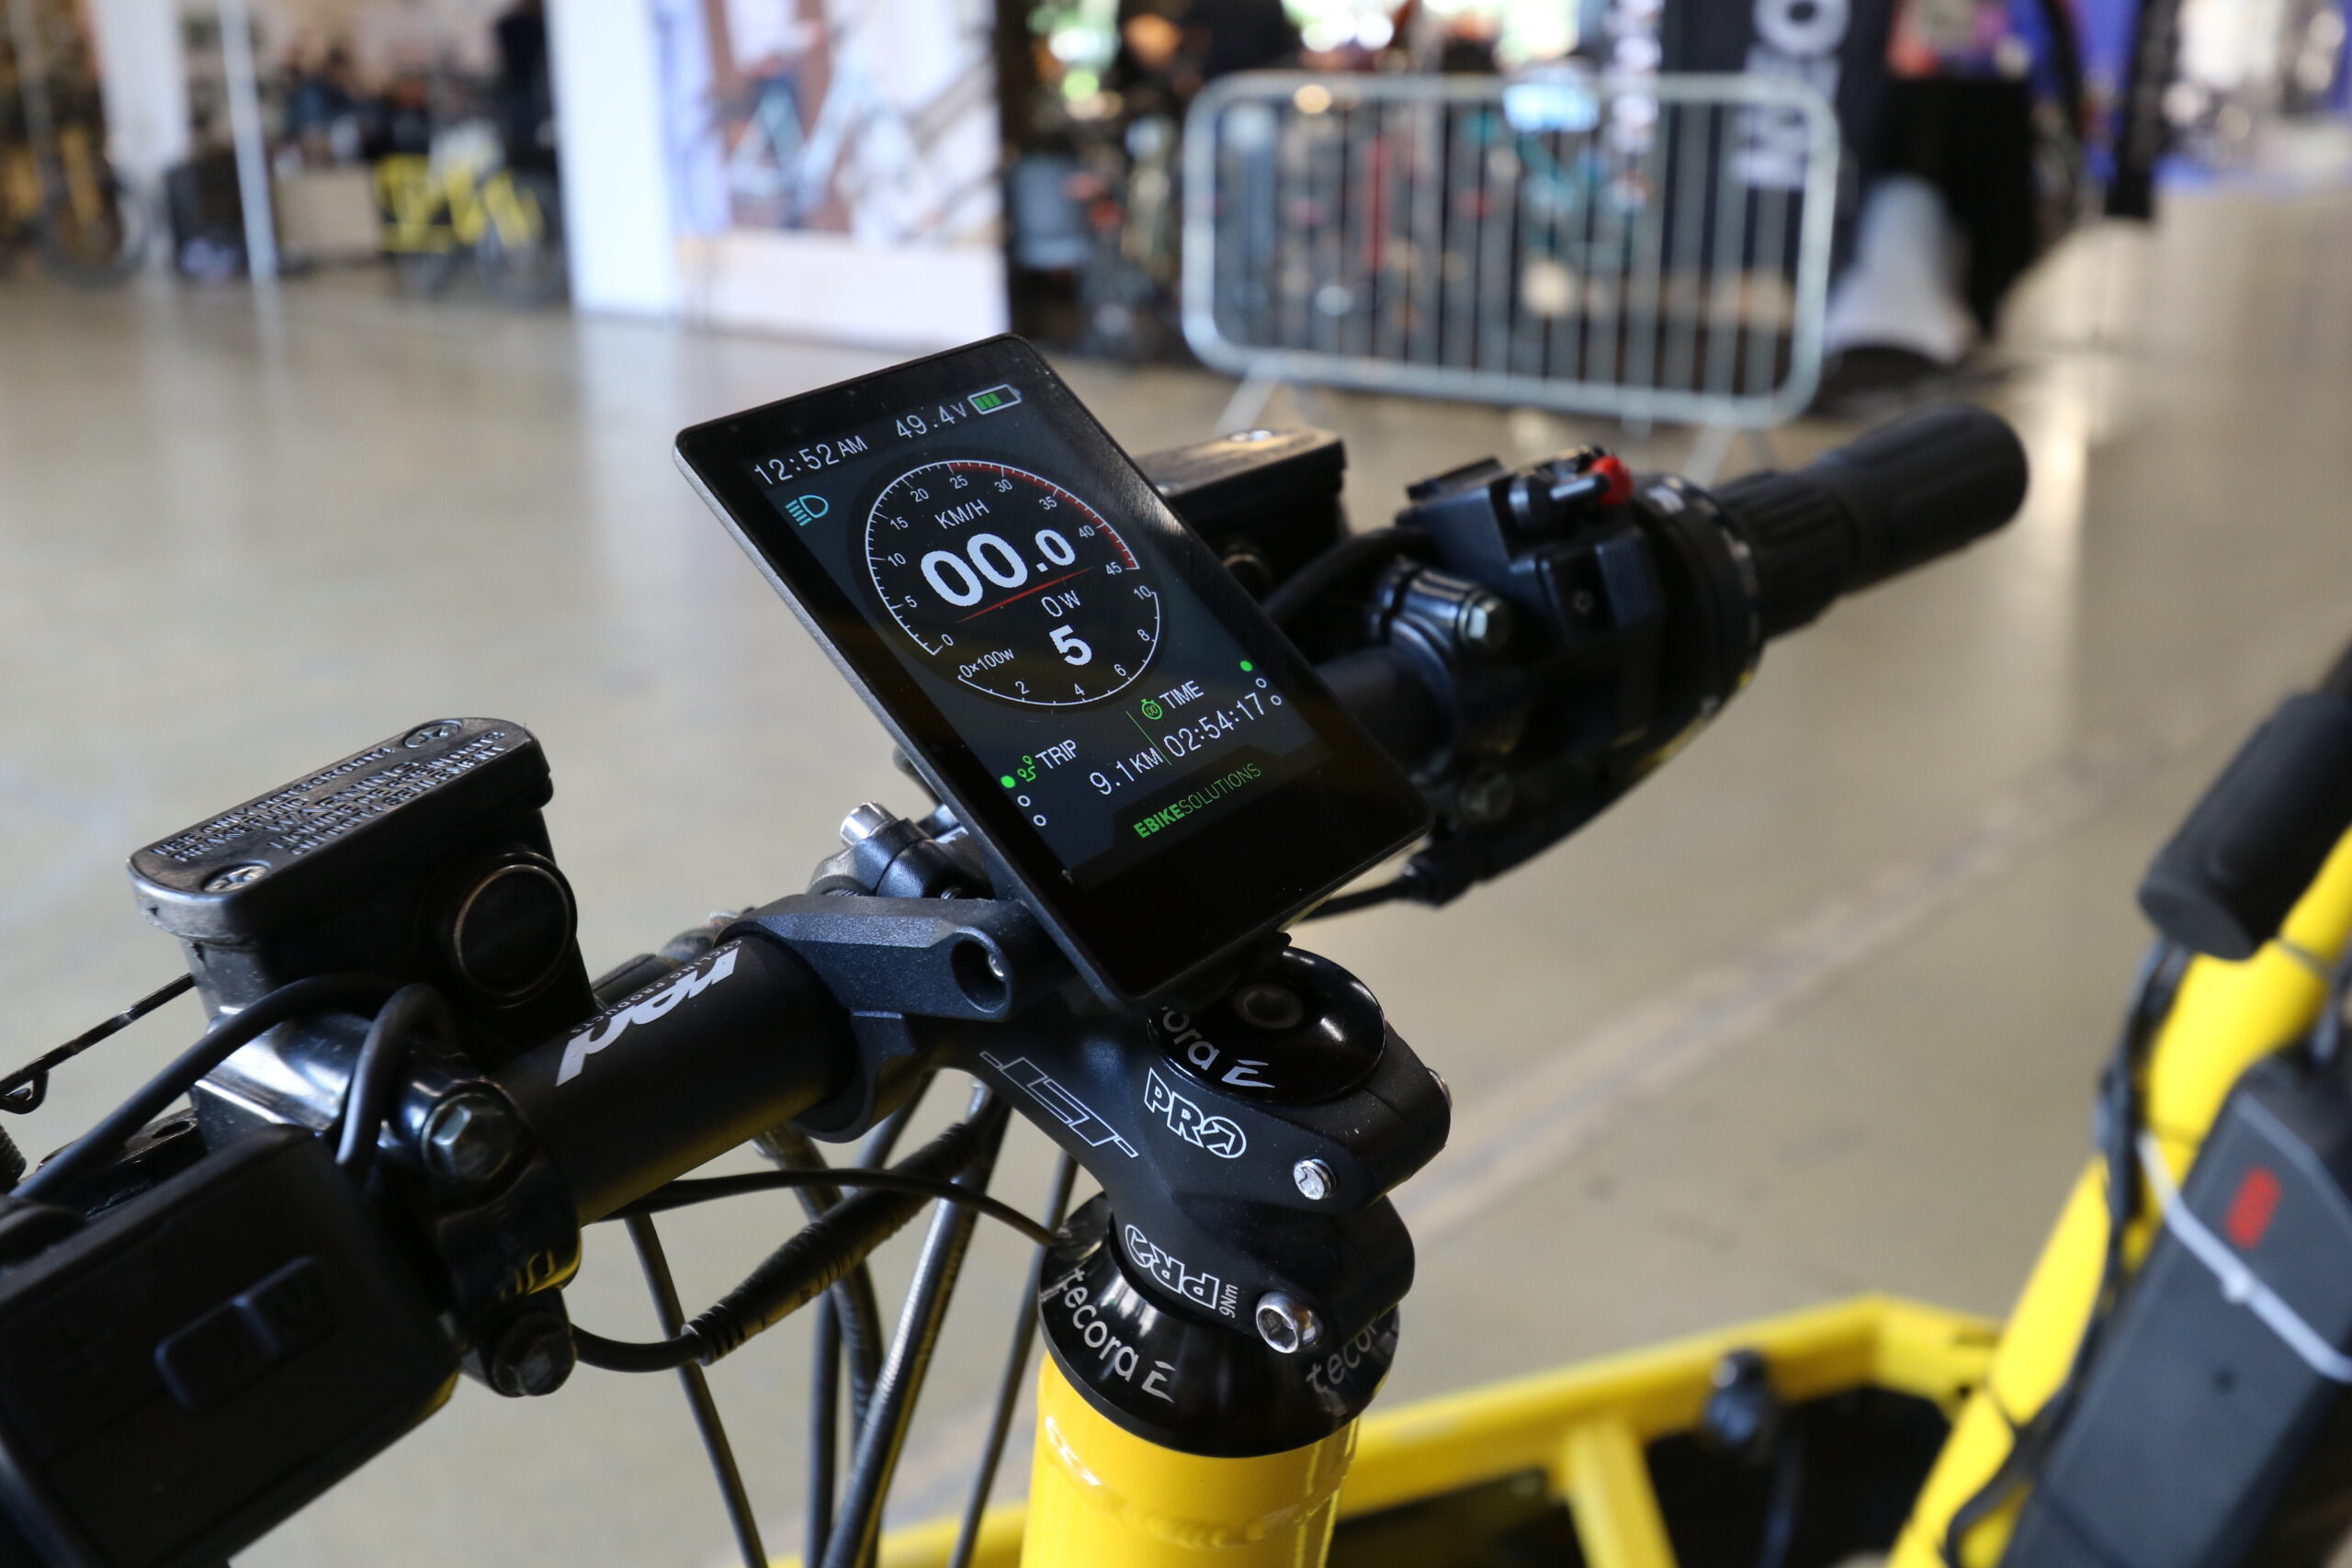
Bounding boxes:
[1714,403,2031,637]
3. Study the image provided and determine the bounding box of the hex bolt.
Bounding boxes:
[1459,770,1515,825]
[1233,982,1306,1032]
[203,863,266,893]
[1293,1158,1335,1202]
[1454,592,1513,655]
[488,1314,575,1398]
[841,802,894,845]
[1254,1292,1322,1356]
[422,1092,519,1192]
[403,720,463,749]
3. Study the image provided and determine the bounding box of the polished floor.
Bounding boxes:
[5,185,2352,1566]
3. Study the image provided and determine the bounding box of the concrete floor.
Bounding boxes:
[4,185,2352,1565]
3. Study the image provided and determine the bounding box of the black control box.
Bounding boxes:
[0,1128,456,1568]
[1136,427,1348,597]
[2003,1055,2352,1568]
[127,718,594,1067]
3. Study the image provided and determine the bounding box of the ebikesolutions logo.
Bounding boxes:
[556,943,741,1084]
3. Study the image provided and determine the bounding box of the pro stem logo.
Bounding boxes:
[1142,1066,1247,1158]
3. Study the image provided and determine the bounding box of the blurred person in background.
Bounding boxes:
[282,45,364,165]
[362,73,435,160]
[492,0,553,172]
[1438,10,1501,72]
[1187,0,1303,81]
[1664,0,2126,412]
[1107,0,1193,117]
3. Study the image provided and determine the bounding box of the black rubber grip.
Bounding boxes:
[1714,404,2030,637]
[2138,691,2352,959]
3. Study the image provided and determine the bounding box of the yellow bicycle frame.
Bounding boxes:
[781,833,2352,1568]
[771,1293,1996,1568]
[1893,831,2352,1567]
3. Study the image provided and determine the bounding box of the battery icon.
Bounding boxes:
[969,385,1022,416]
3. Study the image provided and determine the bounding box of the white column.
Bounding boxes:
[216,0,278,283]
[86,0,191,199]
[547,0,682,315]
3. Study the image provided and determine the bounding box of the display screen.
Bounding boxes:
[678,337,1427,1002]
[741,374,1327,887]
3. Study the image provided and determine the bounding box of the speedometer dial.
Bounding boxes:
[865,460,1160,707]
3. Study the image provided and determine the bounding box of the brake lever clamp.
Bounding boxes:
[952,943,1450,1456]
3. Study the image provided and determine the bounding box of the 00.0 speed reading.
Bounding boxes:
[865,460,1160,707]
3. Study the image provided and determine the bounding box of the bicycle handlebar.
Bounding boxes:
[492,934,854,1225]
[1277,403,2029,904]
[0,401,2035,1568]
[1714,403,2030,637]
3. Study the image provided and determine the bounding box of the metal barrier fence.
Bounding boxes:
[1181,71,1842,434]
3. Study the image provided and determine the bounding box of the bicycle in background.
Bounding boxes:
[374,119,562,304]
[0,0,146,284]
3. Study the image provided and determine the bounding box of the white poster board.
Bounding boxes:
[655,0,1008,347]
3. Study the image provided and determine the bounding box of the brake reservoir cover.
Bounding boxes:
[127,717,594,1068]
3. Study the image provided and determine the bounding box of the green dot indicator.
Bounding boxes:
[1000,774,1016,788]
[1239,660,1254,672]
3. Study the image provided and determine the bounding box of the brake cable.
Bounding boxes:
[0,973,196,1116]
[571,1110,1043,1373]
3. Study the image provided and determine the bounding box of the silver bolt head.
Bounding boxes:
[423,1093,517,1190]
[1254,1292,1322,1355]
[204,863,267,893]
[1457,592,1513,654]
[1459,770,1514,825]
[490,1315,575,1397]
[1292,1157,1335,1201]
[841,803,894,844]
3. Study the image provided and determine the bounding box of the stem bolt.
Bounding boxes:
[1459,769,1514,825]
[1456,592,1513,654]
[1292,1158,1335,1201]
[204,864,266,892]
[486,1313,575,1398]
[841,803,894,844]
[1233,982,1306,1031]
[422,1091,518,1191]
[1254,1292,1321,1355]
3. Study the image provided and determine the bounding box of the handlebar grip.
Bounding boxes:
[1714,404,2030,637]
[2137,689,2352,959]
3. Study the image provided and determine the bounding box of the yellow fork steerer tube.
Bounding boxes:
[1892,830,2352,1568]
[1020,1357,1359,1568]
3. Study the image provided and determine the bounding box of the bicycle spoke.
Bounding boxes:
[946,1148,1079,1568]
[625,1214,764,1568]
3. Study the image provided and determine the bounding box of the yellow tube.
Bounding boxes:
[1018,1358,1358,1568]
[1892,829,2352,1567]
